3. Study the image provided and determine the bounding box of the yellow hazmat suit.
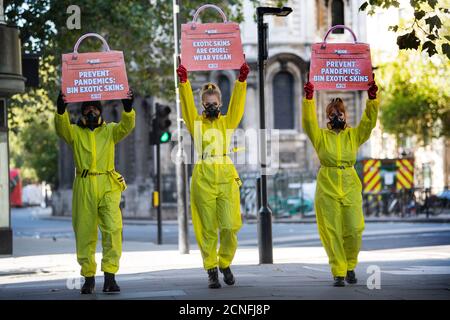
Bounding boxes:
[180,80,246,270]
[55,109,135,277]
[302,98,379,277]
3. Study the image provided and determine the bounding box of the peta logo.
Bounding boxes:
[335,49,347,54]
[206,29,218,34]
[87,59,100,64]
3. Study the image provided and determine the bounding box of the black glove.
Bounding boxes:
[122,89,134,112]
[57,91,67,114]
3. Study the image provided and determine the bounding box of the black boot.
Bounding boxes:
[103,272,120,293]
[333,276,346,287]
[207,268,221,289]
[346,270,358,284]
[219,267,235,286]
[81,276,95,294]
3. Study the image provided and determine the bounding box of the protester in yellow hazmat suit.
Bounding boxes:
[302,77,379,287]
[176,62,249,289]
[55,90,135,294]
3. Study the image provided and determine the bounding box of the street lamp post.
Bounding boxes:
[173,0,190,254]
[256,6,292,264]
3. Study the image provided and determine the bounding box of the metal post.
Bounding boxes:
[173,0,189,253]
[425,188,430,218]
[256,177,261,215]
[257,10,273,264]
[255,6,292,264]
[154,143,162,245]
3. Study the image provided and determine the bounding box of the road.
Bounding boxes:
[11,207,450,250]
[1,207,449,300]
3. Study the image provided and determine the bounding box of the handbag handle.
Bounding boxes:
[322,25,358,44]
[192,4,228,23]
[73,33,111,54]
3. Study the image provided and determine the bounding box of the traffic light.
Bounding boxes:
[150,103,172,145]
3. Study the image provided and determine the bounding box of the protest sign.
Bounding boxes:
[62,33,129,103]
[181,4,244,71]
[310,25,373,90]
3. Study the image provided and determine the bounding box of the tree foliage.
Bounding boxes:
[3,0,247,185]
[378,51,450,145]
[359,0,450,59]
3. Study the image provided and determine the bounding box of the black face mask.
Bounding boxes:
[85,111,99,124]
[203,105,220,119]
[330,115,346,130]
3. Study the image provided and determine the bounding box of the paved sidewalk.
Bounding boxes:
[0,237,449,300]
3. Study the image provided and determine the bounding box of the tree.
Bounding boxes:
[4,0,246,104]
[378,51,450,146]
[359,0,450,59]
[19,120,59,187]
[4,0,247,185]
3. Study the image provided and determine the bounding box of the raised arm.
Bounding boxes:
[355,77,379,145]
[54,92,74,147]
[225,63,249,129]
[301,82,321,149]
[177,65,199,136]
[225,80,247,129]
[355,98,379,146]
[113,89,136,143]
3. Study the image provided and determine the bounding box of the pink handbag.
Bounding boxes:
[310,25,373,91]
[181,4,245,71]
[61,33,129,103]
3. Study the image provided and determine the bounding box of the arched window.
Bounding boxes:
[331,0,345,33]
[273,71,295,129]
[218,74,231,115]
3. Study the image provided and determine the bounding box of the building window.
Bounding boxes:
[331,0,344,33]
[218,74,231,115]
[273,71,295,130]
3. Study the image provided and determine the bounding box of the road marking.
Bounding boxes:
[239,227,450,245]
[382,266,450,275]
[302,266,329,273]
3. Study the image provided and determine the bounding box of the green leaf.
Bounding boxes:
[425,15,442,32]
[414,10,426,20]
[359,1,369,11]
[427,34,437,40]
[442,43,450,59]
[397,31,421,50]
[445,36,450,41]
[388,25,399,32]
[423,41,437,56]
[410,0,419,8]
[427,0,437,9]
